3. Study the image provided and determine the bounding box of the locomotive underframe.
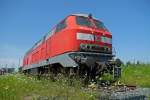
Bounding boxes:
[22,52,121,81]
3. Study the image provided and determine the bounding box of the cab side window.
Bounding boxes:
[55,19,67,33]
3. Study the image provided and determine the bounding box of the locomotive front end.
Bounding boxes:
[68,14,121,80]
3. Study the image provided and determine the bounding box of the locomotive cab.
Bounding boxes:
[73,14,112,54]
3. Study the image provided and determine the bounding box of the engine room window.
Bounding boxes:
[76,16,93,27]
[45,27,56,40]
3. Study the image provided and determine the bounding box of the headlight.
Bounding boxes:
[77,32,94,41]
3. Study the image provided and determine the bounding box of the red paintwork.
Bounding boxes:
[23,15,112,68]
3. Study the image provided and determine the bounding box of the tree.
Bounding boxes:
[126,61,131,66]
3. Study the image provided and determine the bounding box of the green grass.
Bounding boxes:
[1,64,150,100]
[120,64,150,87]
[0,74,98,100]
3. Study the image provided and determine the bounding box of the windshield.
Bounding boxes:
[93,20,108,30]
[76,16,93,27]
[76,16,108,30]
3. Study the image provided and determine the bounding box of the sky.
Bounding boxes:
[0,0,150,68]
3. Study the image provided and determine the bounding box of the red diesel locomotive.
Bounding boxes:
[22,14,121,80]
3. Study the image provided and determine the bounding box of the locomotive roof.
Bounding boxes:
[71,13,97,19]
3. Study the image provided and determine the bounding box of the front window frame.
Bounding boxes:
[93,20,108,31]
[76,16,93,27]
